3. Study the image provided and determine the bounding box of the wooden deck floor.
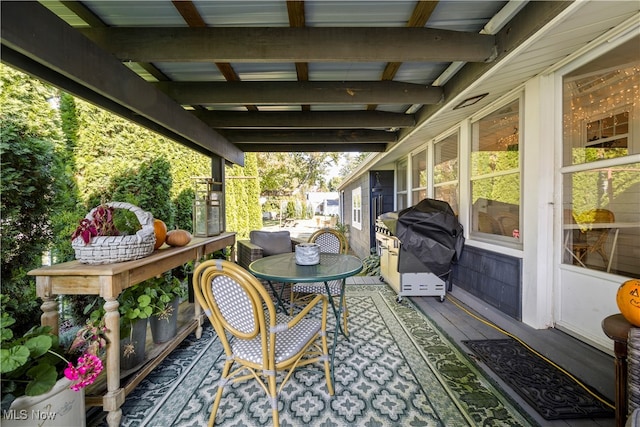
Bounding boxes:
[347,275,616,427]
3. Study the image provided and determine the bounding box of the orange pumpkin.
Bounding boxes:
[166,229,192,247]
[616,279,640,327]
[153,219,168,249]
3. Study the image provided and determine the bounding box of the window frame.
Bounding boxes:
[469,96,524,247]
[411,149,427,204]
[351,187,362,230]
[433,130,460,216]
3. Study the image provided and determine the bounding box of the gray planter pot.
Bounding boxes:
[149,297,180,344]
[120,317,147,371]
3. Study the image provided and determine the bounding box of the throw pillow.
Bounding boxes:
[250,230,292,256]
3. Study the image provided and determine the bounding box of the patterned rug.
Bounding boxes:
[92,285,535,426]
[463,338,615,420]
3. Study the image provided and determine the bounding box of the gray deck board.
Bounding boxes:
[348,276,616,427]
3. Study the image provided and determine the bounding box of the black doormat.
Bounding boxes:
[463,338,614,420]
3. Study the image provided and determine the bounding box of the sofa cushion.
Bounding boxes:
[249,230,292,256]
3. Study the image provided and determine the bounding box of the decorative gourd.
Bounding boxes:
[616,279,640,327]
[153,219,168,249]
[166,229,192,247]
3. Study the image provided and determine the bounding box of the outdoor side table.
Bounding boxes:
[602,313,633,427]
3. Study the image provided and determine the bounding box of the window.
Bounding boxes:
[352,187,362,230]
[396,159,408,211]
[411,149,427,203]
[433,131,459,215]
[470,99,522,242]
[562,44,639,276]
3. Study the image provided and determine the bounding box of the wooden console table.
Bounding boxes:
[28,233,236,427]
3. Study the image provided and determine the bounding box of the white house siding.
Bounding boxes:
[342,175,373,259]
[340,5,640,352]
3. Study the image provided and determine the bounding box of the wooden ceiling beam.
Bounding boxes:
[191,110,415,129]
[234,143,387,153]
[79,27,496,63]
[156,81,443,105]
[1,1,244,164]
[287,1,310,111]
[222,129,396,144]
[369,1,439,111]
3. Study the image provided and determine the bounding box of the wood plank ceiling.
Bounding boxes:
[2,0,562,159]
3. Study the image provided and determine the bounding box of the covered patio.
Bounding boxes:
[2,1,638,426]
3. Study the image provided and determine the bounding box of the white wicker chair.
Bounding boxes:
[193,259,333,427]
[290,228,350,335]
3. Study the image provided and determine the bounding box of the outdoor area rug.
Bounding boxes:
[91,285,535,426]
[463,338,614,420]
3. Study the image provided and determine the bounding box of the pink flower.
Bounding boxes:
[64,354,104,391]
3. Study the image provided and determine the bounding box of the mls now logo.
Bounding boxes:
[2,409,58,422]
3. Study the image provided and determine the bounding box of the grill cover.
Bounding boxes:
[380,198,464,276]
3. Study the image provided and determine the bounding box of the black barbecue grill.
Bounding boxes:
[376,198,464,302]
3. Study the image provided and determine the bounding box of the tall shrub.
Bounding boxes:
[50,92,84,264]
[225,153,262,239]
[0,66,66,334]
[85,158,176,230]
[173,188,195,231]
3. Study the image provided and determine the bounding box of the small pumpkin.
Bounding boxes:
[166,229,192,247]
[616,279,640,327]
[153,219,168,249]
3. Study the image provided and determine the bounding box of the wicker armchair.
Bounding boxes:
[237,231,296,302]
[237,230,295,270]
[192,260,333,427]
[572,209,615,266]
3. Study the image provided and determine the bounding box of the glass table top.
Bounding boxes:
[249,252,363,283]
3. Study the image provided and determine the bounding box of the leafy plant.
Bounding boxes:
[87,284,152,341]
[71,204,120,244]
[1,295,107,410]
[334,220,349,236]
[143,273,187,321]
[117,285,153,329]
[361,248,381,277]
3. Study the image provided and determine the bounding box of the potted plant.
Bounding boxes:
[117,284,152,371]
[86,283,153,372]
[146,272,187,344]
[1,295,107,425]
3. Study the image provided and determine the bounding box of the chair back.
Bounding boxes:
[308,228,347,254]
[590,209,615,226]
[477,211,502,234]
[193,259,276,364]
[495,212,519,237]
[585,208,615,244]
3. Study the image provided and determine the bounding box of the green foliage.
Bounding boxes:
[1,295,66,407]
[82,158,176,234]
[118,285,153,324]
[256,152,339,197]
[173,188,195,231]
[134,159,175,225]
[361,248,381,277]
[286,200,297,218]
[334,220,349,236]
[143,272,187,318]
[72,100,209,203]
[0,67,67,336]
[226,153,262,239]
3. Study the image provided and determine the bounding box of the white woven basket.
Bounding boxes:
[72,202,156,264]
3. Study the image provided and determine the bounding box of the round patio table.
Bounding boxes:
[249,252,363,384]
